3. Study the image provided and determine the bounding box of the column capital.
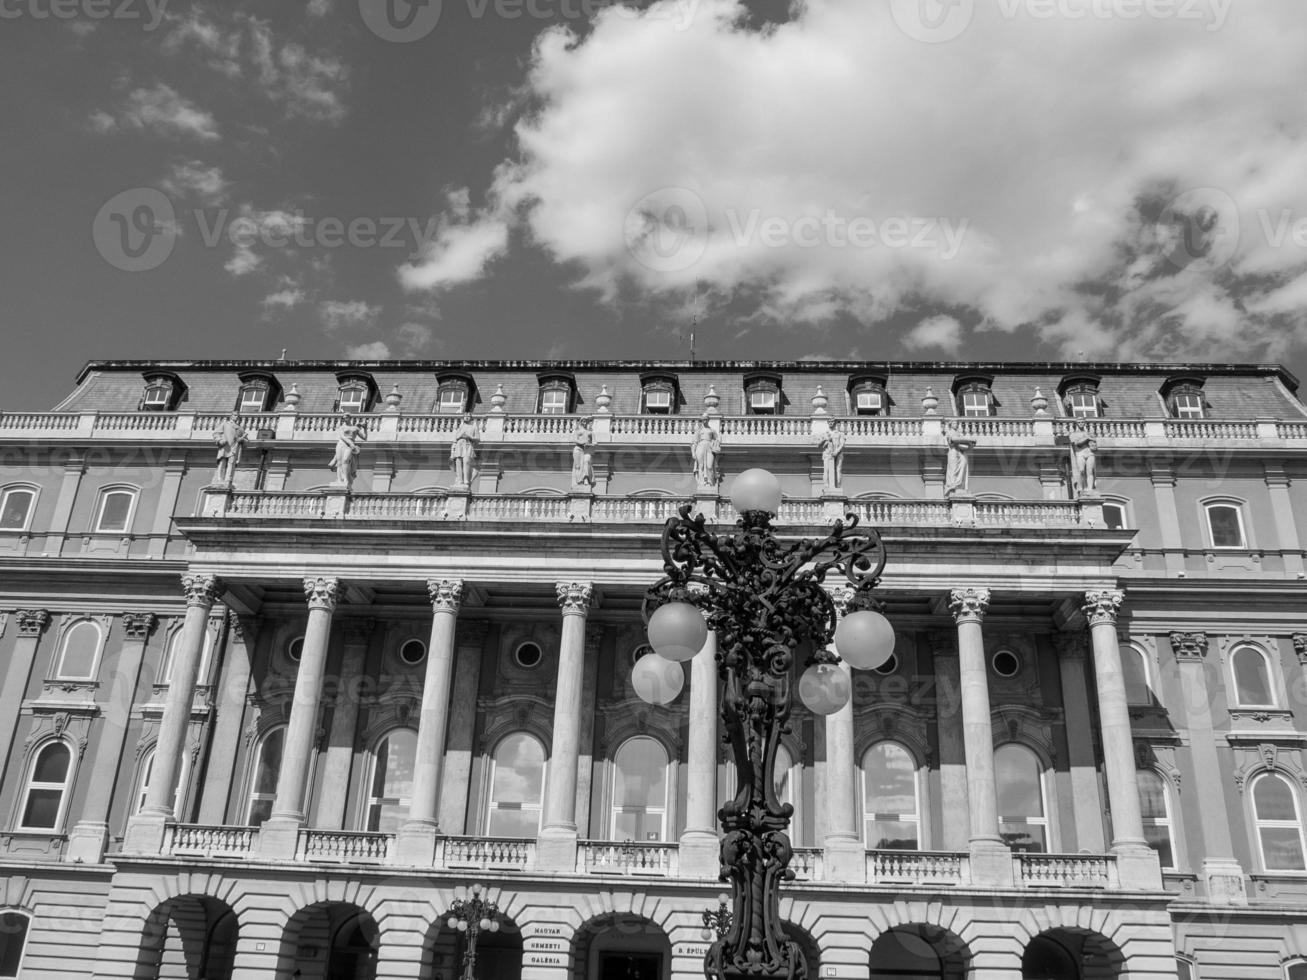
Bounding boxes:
[182,573,223,608]
[1294,633,1307,666]
[227,610,255,643]
[948,587,990,624]
[427,579,463,613]
[1082,589,1124,627]
[15,609,50,637]
[121,612,158,640]
[556,582,594,615]
[1053,630,1088,661]
[1170,631,1209,662]
[303,576,339,612]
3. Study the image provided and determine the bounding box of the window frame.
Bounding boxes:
[1121,643,1154,706]
[485,732,547,838]
[245,726,287,827]
[1064,388,1101,418]
[1229,643,1278,709]
[0,484,38,532]
[1101,498,1130,531]
[609,735,671,843]
[0,909,29,980]
[1137,769,1177,870]
[159,621,217,687]
[52,617,105,682]
[94,486,139,534]
[1204,500,1248,550]
[133,743,192,817]
[17,739,75,832]
[861,740,921,851]
[1250,771,1307,873]
[138,372,185,412]
[994,742,1050,853]
[363,728,418,834]
[437,386,467,414]
[1284,959,1307,980]
[337,384,369,414]
[743,372,784,416]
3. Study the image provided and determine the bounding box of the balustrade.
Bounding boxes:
[867,849,966,886]
[1015,852,1117,888]
[163,824,257,859]
[298,829,392,864]
[438,836,535,871]
[579,840,678,876]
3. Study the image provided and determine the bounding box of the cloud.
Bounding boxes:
[345,341,391,359]
[307,0,333,16]
[261,284,307,316]
[320,300,381,333]
[903,315,963,354]
[161,160,229,206]
[396,322,438,355]
[421,0,1307,363]
[93,83,219,141]
[226,246,263,277]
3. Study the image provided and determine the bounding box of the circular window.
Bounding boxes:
[399,639,426,666]
[873,654,898,675]
[515,642,543,669]
[991,650,1020,677]
[287,636,304,663]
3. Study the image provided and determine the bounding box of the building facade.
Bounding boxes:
[0,358,1305,980]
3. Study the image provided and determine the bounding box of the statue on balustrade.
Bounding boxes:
[212,413,247,485]
[818,420,847,490]
[1068,424,1098,496]
[329,416,367,491]
[571,417,595,487]
[450,413,480,487]
[943,424,974,496]
[691,416,721,489]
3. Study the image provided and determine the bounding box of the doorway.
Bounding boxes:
[599,952,662,980]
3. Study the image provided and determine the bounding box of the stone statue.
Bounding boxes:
[944,424,974,496]
[212,413,247,485]
[450,413,480,487]
[329,416,367,490]
[1068,424,1097,496]
[571,418,595,487]
[818,420,847,490]
[691,416,721,488]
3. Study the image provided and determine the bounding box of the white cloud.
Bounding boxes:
[225,245,263,277]
[345,342,391,359]
[426,0,1307,362]
[903,315,962,354]
[161,160,228,205]
[320,300,381,333]
[262,286,307,313]
[396,322,437,355]
[93,83,219,141]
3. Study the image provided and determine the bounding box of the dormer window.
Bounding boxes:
[236,372,281,414]
[139,372,185,412]
[537,372,576,414]
[335,372,378,414]
[744,372,783,416]
[435,373,475,415]
[640,372,680,415]
[953,376,994,418]
[1058,375,1102,419]
[849,376,889,416]
[1161,376,1207,419]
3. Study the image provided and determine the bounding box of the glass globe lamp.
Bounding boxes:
[834,609,896,671]
[798,662,850,715]
[647,601,707,662]
[730,468,783,516]
[631,653,685,705]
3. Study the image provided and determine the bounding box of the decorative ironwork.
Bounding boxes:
[702,895,733,940]
[643,504,887,980]
[442,885,501,980]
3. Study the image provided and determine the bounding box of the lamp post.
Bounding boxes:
[701,893,733,940]
[443,884,500,980]
[639,469,895,980]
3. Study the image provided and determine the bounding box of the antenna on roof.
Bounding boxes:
[689,291,702,362]
[279,349,287,361]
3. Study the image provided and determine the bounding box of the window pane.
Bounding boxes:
[962,391,989,416]
[379,730,417,799]
[1122,648,1150,705]
[1287,963,1307,980]
[33,743,70,783]
[143,385,169,407]
[1137,772,1168,819]
[1254,774,1298,821]
[1069,392,1098,417]
[487,807,538,838]
[248,798,273,827]
[865,743,916,815]
[254,730,284,795]
[0,490,33,530]
[1261,827,1307,871]
[867,819,918,850]
[1234,648,1273,705]
[98,491,133,532]
[57,622,99,679]
[0,913,28,977]
[1174,393,1204,417]
[339,388,365,411]
[240,388,265,410]
[999,823,1046,853]
[541,389,567,413]
[1207,506,1244,547]
[1144,824,1174,869]
[857,391,882,411]
[492,734,545,801]
[22,789,62,829]
[995,746,1043,818]
[438,388,465,412]
[1103,504,1126,530]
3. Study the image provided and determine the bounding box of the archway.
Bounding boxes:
[869,925,968,980]
[1022,930,1122,980]
[278,903,379,980]
[423,911,522,980]
[571,913,672,980]
[780,921,821,977]
[136,895,237,980]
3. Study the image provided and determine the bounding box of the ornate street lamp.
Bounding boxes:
[639,469,895,980]
[443,884,501,980]
[701,893,733,940]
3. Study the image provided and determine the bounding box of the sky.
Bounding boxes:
[3,0,1307,408]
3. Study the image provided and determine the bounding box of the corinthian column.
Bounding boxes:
[679,628,719,877]
[822,587,865,882]
[538,581,592,871]
[0,610,49,788]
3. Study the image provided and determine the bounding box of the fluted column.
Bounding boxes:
[125,574,221,853]
[69,612,158,863]
[949,588,1000,846]
[679,629,719,877]
[538,581,592,871]
[0,610,49,786]
[823,587,864,882]
[267,577,338,831]
[396,580,462,865]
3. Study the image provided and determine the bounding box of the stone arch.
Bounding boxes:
[135,895,238,980]
[870,924,969,980]
[570,912,672,980]
[278,901,380,980]
[1002,907,1133,980]
[422,897,522,980]
[1021,928,1124,980]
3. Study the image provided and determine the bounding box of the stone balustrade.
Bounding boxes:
[297,829,392,864]
[578,840,679,876]
[867,849,967,887]
[163,824,257,859]
[437,835,536,872]
[1014,852,1119,889]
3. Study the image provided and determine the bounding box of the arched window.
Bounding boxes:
[0,486,36,531]
[1285,959,1307,980]
[246,727,285,827]
[365,729,418,833]
[133,745,191,817]
[953,376,994,418]
[611,736,670,842]
[862,742,919,850]
[95,487,138,533]
[160,625,216,686]
[0,911,30,979]
[1137,770,1176,869]
[1231,645,1276,707]
[1101,500,1129,530]
[19,742,73,831]
[486,732,546,837]
[1251,772,1306,872]
[1204,502,1246,549]
[1122,645,1152,706]
[53,619,102,680]
[1176,955,1197,980]
[995,744,1047,853]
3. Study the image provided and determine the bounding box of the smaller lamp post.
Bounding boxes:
[701,894,733,941]
[443,884,501,980]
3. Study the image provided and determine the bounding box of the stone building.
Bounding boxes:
[0,357,1305,980]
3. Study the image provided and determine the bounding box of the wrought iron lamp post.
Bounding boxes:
[638,468,895,980]
[443,884,501,980]
[701,893,733,941]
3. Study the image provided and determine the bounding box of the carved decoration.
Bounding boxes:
[476,693,554,753]
[1230,742,1307,794]
[828,586,856,619]
[302,576,339,611]
[853,701,932,767]
[598,699,686,755]
[1082,589,1124,627]
[16,609,49,637]
[121,612,158,641]
[181,573,222,607]
[1294,633,1307,666]
[427,579,464,613]
[992,704,1059,767]
[555,582,594,614]
[947,587,990,624]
